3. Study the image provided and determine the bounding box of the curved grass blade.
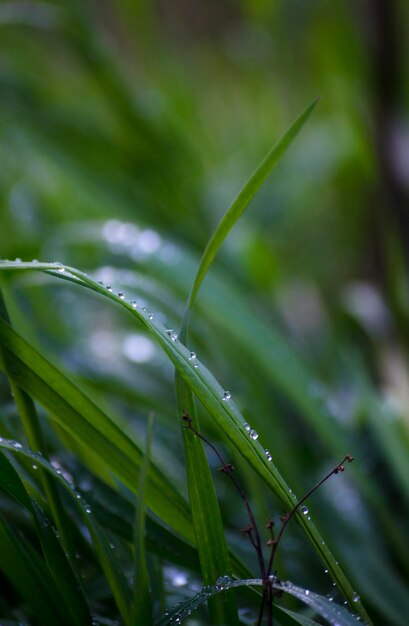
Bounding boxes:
[0,261,371,624]
[0,438,132,625]
[132,412,154,626]
[0,452,92,625]
[182,98,318,321]
[155,577,362,626]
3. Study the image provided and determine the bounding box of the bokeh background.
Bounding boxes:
[1,1,409,624]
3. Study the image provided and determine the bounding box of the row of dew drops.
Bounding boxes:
[2,260,275,484]
[161,575,363,626]
[0,437,94,515]
[3,261,290,468]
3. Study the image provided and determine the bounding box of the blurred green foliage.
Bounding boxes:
[1,1,409,624]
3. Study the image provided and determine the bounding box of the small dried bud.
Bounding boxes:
[267,538,278,546]
[218,463,235,473]
[241,525,253,535]
[280,513,289,523]
[266,519,275,529]
[345,454,354,463]
[182,411,192,424]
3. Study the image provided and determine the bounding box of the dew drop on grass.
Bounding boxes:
[264,449,273,461]
[222,391,231,401]
[215,575,232,590]
[148,313,154,320]
[118,292,125,300]
[305,589,310,596]
[352,592,360,603]
[193,363,198,368]
[106,285,112,292]
[188,352,196,360]
[167,329,178,341]
[130,300,138,308]
[243,423,251,432]
[301,505,309,515]
[32,464,38,470]
[249,429,258,440]
[84,505,92,514]
[12,442,23,449]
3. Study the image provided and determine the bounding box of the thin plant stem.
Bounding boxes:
[266,455,354,578]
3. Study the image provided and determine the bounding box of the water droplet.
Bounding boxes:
[55,264,65,273]
[0,437,3,442]
[76,494,81,499]
[188,352,196,360]
[84,505,92,514]
[130,300,138,308]
[32,464,38,470]
[166,329,178,341]
[106,285,112,292]
[301,505,309,515]
[305,589,310,596]
[324,568,329,574]
[243,423,251,431]
[148,313,154,320]
[12,442,23,449]
[193,363,198,368]
[15,257,21,263]
[215,575,231,590]
[118,292,125,300]
[326,593,334,602]
[222,391,231,401]
[249,429,259,440]
[264,449,273,461]
[352,592,360,603]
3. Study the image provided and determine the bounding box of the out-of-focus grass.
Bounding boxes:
[1,1,409,625]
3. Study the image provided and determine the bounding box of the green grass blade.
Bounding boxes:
[183,98,318,319]
[175,375,239,626]
[156,577,361,626]
[132,412,154,626]
[0,438,132,625]
[0,453,92,625]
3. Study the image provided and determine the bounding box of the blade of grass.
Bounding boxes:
[174,101,317,624]
[156,577,361,626]
[182,98,318,323]
[174,103,316,623]
[132,412,154,626]
[175,375,239,626]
